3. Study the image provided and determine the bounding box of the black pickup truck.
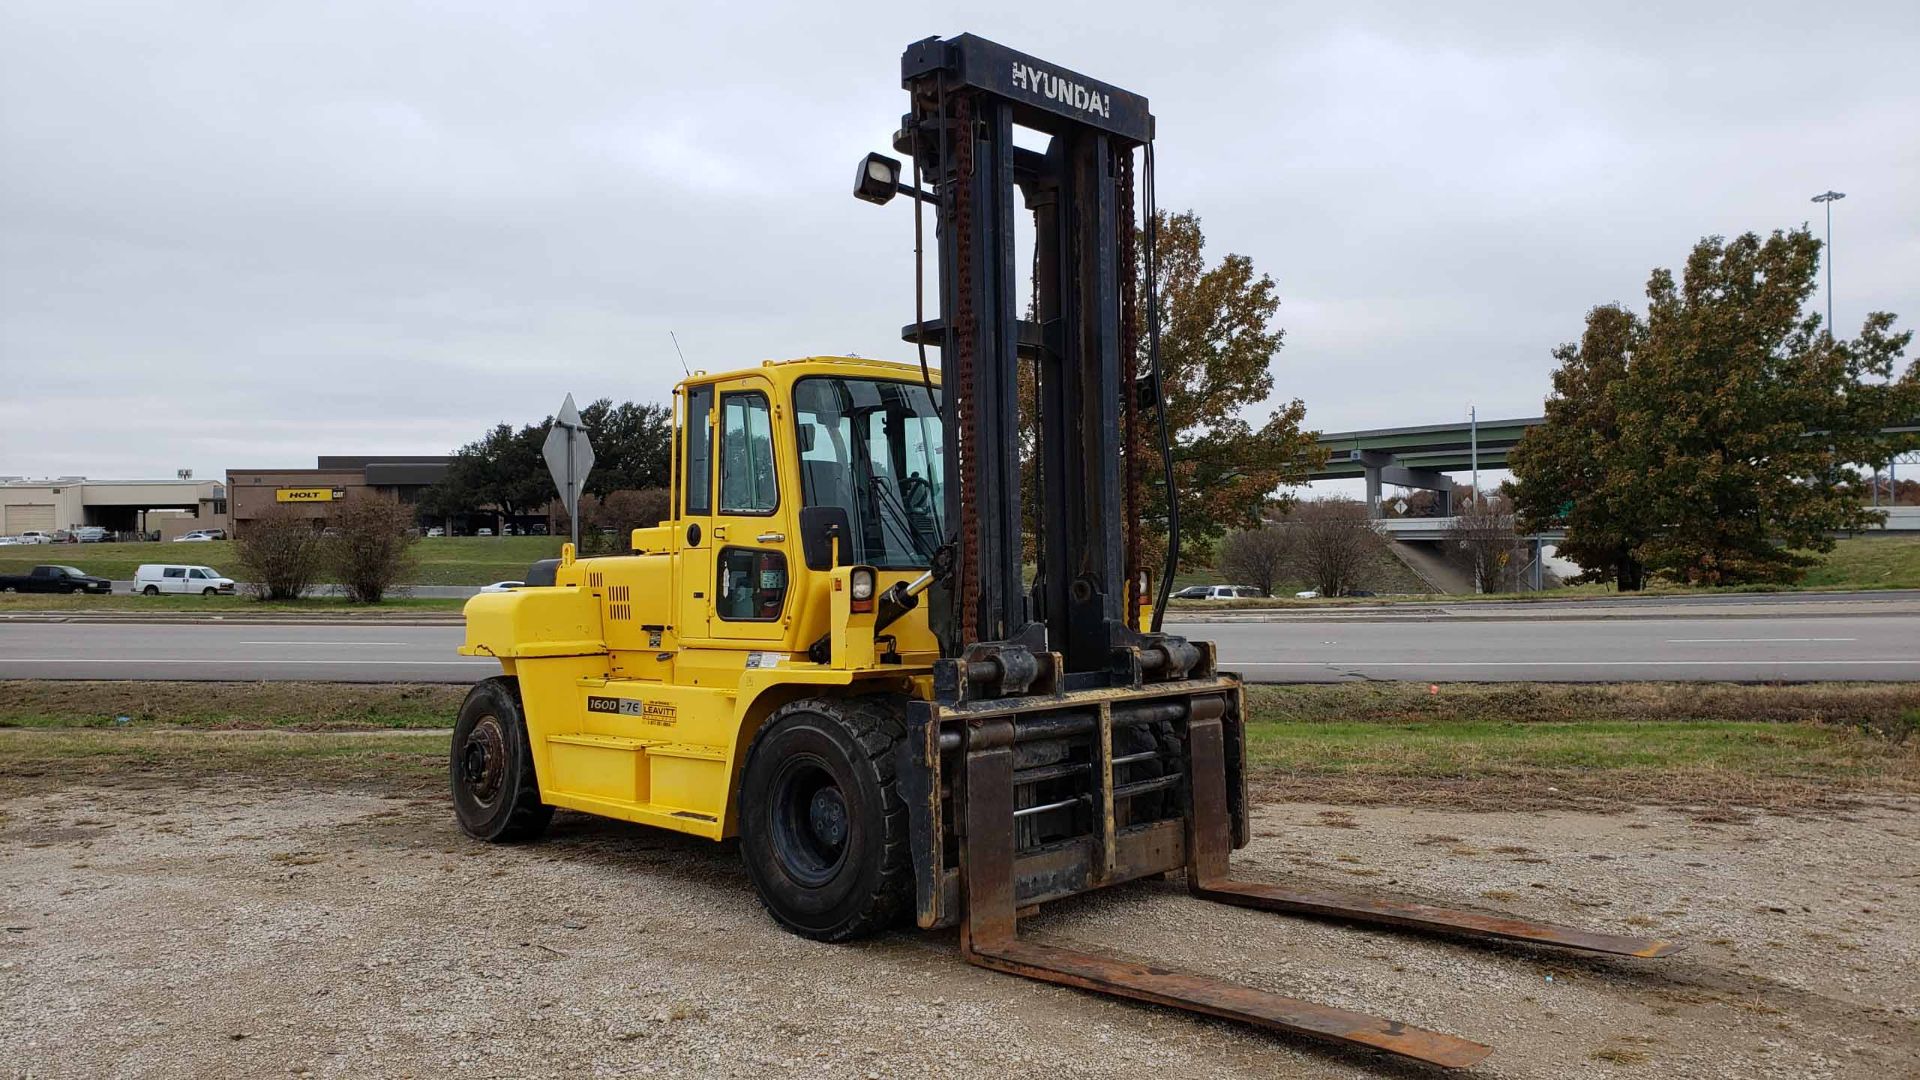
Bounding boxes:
[0,565,113,594]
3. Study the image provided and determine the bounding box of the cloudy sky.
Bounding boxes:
[2,1,1915,484]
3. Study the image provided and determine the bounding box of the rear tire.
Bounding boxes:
[450,677,553,842]
[739,696,911,942]
[143,585,159,596]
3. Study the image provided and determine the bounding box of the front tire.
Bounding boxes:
[450,677,553,842]
[202,587,216,596]
[739,696,911,942]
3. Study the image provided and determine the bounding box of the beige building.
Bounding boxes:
[0,478,227,539]
[226,456,450,534]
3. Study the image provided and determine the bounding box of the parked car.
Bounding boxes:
[0,565,113,594]
[426,527,445,538]
[173,529,225,542]
[134,564,238,596]
[479,580,526,593]
[16,531,52,545]
[0,536,18,546]
[476,528,494,537]
[1177,585,1263,600]
[1294,589,1320,599]
[74,526,109,543]
[50,530,78,543]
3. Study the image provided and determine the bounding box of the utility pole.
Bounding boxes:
[1469,405,1479,508]
[1811,190,1845,335]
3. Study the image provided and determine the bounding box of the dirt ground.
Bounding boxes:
[2,772,1916,1079]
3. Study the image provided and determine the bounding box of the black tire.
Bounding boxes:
[59,584,75,594]
[739,696,911,942]
[202,587,216,596]
[143,585,159,596]
[450,677,553,842]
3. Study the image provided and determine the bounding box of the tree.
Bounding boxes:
[1508,304,1649,589]
[1288,497,1387,597]
[1216,524,1293,597]
[233,504,325,601]
[1448,492,1523,593]
[1510,228,1918,587]
[579,399,671,497]
[1140,211,1325,566]
[571,487,672,554]
[437,422,550,533]
[329,493,418,603]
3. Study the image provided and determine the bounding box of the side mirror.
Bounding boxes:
[798,506,852,571]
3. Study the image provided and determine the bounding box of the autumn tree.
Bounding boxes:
[1140,211,1323,566]
[1511,227,1918,587]
[1507,304,1650,589]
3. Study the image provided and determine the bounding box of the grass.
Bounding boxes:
[1243,683,1920,810]
[1797,535,1920,590]
[0,535,560,588]
[2,680,1916,811]
[0,593,464,614]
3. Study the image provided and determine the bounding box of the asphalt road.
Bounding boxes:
[3,609,1917,683]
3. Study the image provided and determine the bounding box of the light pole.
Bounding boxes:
[1469,405,1479,507]
[1810,190,1845,335]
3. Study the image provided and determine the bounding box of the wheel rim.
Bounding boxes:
[458,716,509,808]
[768,754,849,888]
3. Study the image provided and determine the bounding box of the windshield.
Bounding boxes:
[793,376,944,570]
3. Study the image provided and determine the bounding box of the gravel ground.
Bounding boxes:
[2,781,1915,1079]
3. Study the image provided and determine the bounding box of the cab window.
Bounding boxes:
[685,384,714,515]
[190,569,211,580]
[716,548,786,621]
[719,391,777,515]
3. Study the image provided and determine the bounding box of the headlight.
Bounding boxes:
[849,567,876,613]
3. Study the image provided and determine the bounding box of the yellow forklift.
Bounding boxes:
[452,34,1677,1069]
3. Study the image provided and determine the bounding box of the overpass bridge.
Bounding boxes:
[1313,417,1920,518]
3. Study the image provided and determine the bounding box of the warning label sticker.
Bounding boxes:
[744,651,784,670]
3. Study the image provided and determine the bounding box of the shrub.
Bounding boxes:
[233,504,325,601]
[329,494,419,603]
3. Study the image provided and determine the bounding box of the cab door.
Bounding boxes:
[676,383,716,641]
[707,374,792,648]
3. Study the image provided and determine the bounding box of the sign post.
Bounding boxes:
[542,394,596,550]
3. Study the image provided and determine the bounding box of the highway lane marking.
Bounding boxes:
[1663,637,1856,644]
[1229,659,1918,667]
[237,634,416,641]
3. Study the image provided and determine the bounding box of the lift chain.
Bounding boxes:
[1117,146,1142,629]
[951,91,980,646]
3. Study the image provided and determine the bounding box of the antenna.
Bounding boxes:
[669,331,692,377]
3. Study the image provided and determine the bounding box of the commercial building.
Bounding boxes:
[0,477,227,539]
[226,455,452,534]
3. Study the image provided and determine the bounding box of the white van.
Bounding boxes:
[135,564,237,596]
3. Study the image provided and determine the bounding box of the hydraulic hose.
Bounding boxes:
[1143,140,1178,632]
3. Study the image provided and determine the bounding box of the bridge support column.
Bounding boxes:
[1359,452,1455,519]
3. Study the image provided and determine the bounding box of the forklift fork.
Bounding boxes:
[948,705,1679,1070]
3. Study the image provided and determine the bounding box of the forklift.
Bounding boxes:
[451,34,1678,1069]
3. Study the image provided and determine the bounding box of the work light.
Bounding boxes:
[853,153,902,205]
[850,567,876,612]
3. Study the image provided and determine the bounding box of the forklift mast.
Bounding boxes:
[889,34,1195,699]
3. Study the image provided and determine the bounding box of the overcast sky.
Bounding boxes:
[2,1,1915,486]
